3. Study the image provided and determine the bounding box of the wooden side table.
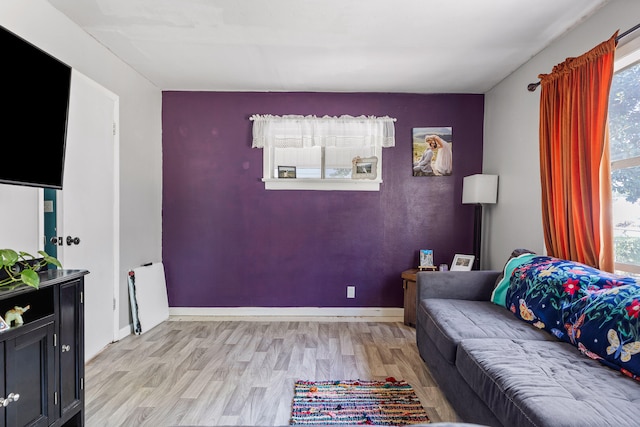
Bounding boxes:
[401,269,418,327]
[402,267,438,326]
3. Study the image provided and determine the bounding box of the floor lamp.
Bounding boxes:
[462,174,498,270]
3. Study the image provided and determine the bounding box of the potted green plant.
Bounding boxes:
[0,249,62,289]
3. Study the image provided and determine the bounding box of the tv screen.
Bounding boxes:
[0,26,71,189]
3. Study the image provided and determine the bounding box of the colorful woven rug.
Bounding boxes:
[290,379,430,425]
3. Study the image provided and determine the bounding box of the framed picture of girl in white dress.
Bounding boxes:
[412,127,453,176]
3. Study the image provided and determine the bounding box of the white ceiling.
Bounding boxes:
[47,0,611,93]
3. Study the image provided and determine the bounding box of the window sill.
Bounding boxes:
[261,178,382,191]
[615,262,640,276]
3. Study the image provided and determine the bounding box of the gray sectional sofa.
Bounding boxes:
[416,270,640,427]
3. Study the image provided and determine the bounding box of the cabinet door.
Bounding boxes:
[0,342,7,427]
[5,322,55,427]
[59,280,84,421]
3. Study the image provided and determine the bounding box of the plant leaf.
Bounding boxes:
[21,270,40,289]
[18,251,35,262]
[45,256,62,268]
[0,249,19,267]
[38,251,62,268]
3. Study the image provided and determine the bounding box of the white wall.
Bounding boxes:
[483,0,640,270]
[0,0,162,331]
[0,185,40,253]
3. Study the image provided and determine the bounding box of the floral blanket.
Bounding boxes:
[494,255,640,379]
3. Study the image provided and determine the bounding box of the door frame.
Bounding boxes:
[111,87,121,344]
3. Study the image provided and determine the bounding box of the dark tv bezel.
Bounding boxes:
[0,25,72,190]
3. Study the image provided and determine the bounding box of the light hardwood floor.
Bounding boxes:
[85,319,460,426]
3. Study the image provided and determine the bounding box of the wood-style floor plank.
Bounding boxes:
[85,319,460,426]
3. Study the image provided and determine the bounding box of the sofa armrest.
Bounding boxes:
[417,270,501,302]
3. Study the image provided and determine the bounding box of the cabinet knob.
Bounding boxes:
[62,344,71,352]
[0,393,20,406]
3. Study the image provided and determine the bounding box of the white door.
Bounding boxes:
[58,70,119,362]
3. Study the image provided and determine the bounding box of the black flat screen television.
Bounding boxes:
[1,25,71,189]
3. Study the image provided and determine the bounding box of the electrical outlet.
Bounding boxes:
[347,285,356,298]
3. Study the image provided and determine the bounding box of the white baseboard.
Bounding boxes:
[116,324,133,341]
[168,307,404,322]
[112,309,404,338]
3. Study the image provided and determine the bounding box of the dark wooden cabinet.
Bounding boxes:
[0,270,87,427]
[57,280,84,426]
[5,322,56,427]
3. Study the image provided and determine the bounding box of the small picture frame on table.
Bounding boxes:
[450,254,475,271]
[278,166,296,179]
[352,156,378,180]
[419,249,433,267]
[418,249,437,271]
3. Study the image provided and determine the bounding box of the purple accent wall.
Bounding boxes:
[162,92,484,308]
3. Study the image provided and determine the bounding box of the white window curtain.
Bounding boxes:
[250,115,396,149]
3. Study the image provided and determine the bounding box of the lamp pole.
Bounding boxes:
[462,174,499,271]
[473,203,482,270]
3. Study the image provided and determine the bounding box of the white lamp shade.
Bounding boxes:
[462,174,498,204]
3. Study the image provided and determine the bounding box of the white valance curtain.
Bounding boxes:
[250,114,396,149]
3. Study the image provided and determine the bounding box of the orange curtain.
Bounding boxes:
[539,33,617,271]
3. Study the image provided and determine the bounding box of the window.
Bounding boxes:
[610,44,640,276]
[251,115,395,191]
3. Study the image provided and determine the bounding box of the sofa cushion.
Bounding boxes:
[492,249,536,297]
[457,338,640,427]
[503,256,640,379]
[418,299,553,364]
[491,252,536,307]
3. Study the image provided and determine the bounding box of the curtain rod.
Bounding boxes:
[527,22,640,92]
